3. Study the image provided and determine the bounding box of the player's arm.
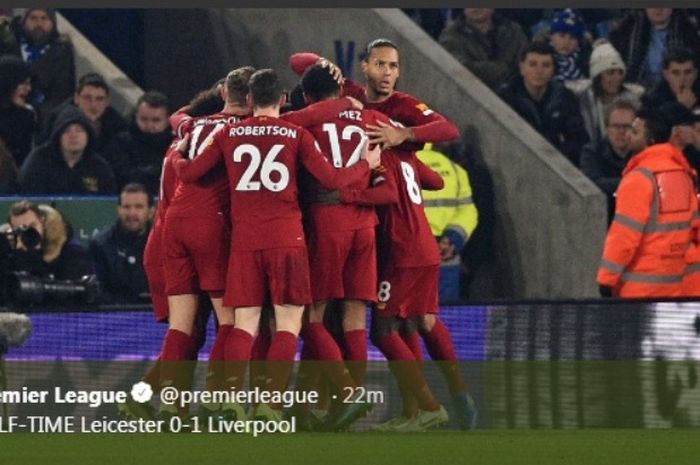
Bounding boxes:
[339,164,399,206]
[169,105,192,138]
[415,157,444,190]
[597,171,653,288]
[367,97,459,148]
[172,130,224,183]
[300,129,377,189]
[289,52,364,99]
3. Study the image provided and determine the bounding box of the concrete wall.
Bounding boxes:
[56,13,142,118]
[143,8,608,299]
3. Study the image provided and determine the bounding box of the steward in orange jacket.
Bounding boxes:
[597,142,699,297]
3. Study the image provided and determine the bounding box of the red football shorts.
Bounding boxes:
[162,215,230,295]
[224,247,312,307]
[308,227,377,302]
[375,265,439,318]
[144,224,169,321]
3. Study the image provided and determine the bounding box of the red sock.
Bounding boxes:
[160,329,193,361]
[376,332,439,413]
[159,329,194,392]
[224,328,254,390]
[401,331,424,361]
[422,319,466,393]
[303,322,355,390]
[143,359,161,394]
[206,324,233,391]
[265,331,298,396]
[343,329,367,385]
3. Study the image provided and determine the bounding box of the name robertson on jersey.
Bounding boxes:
[229,125,297,138]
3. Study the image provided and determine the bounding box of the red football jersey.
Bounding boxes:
[175,115,371,251]
[166,112,245,219]
[303,108,395,231]
[375,151,444,268]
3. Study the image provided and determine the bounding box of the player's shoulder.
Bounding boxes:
[390,91,436,117]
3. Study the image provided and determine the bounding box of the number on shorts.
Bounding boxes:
[322,123,366,167]
[233,143,290,192]
[400,161,422,205]
[377,281,392,302]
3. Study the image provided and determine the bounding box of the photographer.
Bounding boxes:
[3,200,93,280]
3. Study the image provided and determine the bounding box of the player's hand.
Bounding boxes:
[677,86,697,109]
[367,120,412,148]
[362,142,381,169]
[345,96,364,110]
[175,132,191,157]
[317,57,344,84]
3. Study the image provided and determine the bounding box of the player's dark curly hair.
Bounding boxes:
[300,64,340,103]
[186,88,224,118]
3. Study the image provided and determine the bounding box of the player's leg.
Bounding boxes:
[342,300,369,385]
[418,312,477,430]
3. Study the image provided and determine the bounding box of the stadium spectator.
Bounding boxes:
[41,72,128,152]
[4,200,93,280]
[642,48,700,112]
[0,8,74,125]
[89,183,153,304]
[597,106,697,298]
[18,106,117,195]
[0,139,17,193]
[498,41,589,166]
[103,91,174,194]
[438,8,528,90]
[609,9,700,88]
[0,54,36,169]
[416,142,478,302]
[544,9,591,82]
[566,40,644,145]
[579,99,638,222]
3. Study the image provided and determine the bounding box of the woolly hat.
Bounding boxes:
[550,9,585,40]
[658,101,693,128]
[23,8,57,26]
[589,39,626,79]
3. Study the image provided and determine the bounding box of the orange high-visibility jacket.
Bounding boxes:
[597,143,699,297]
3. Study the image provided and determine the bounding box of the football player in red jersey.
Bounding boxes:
[291,39,477,431]
[174,69,381,429]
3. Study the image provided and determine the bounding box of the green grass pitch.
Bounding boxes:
[2,430,699,465]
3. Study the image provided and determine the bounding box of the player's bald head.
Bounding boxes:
[226,66,255,105]
[301,64,340,103]
[249,69,284,108]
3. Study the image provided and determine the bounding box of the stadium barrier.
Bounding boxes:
[3,301,698,429]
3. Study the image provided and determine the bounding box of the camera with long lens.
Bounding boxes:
[0,226,100,307]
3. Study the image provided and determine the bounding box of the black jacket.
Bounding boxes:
[18,107,117,195]
[579,137,630,222]
[14,240,93,281]
[0,104,37,168]
[103,121,173,195]
[89,220,151,304]
[498,76,590,165]
[40,98,128,153]
[642,78,700,110]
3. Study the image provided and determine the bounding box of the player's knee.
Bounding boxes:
[417,314,437,335]
[342,300,367,331]
[370,313,398,348]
